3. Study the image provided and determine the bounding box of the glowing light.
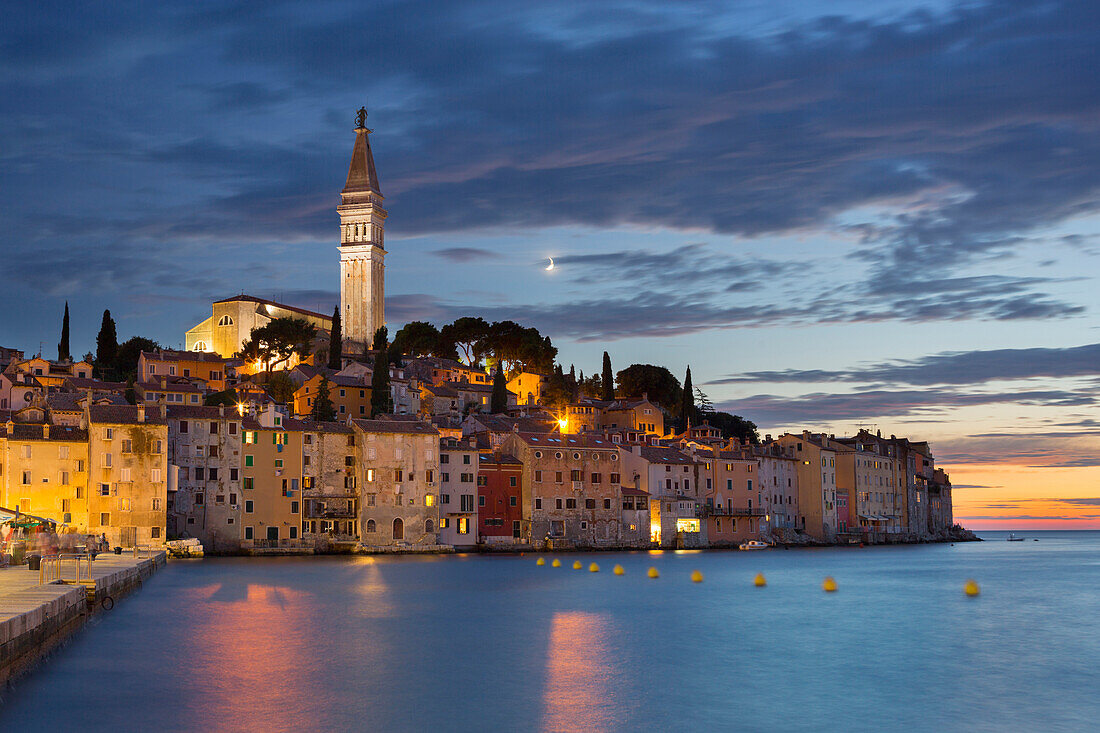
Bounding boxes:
[236,402,245,417]
[545,257,555,271]
[557,417,568,432]
[425,494,435,507]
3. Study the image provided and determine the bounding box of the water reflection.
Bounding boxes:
[541,611,615,733]
[184,583,317,731]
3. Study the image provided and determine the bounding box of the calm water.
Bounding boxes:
[3,531,1099,732]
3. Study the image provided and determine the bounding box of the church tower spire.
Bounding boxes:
[338,106,387,353]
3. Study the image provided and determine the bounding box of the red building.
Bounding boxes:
[478,453,523,544]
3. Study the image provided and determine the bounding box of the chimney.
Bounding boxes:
[160,375,167,388]
[765,434,772,442]
[159,402,167,420]
[219,403,225,418]
[43,424,51,439]
[137,404,146,423]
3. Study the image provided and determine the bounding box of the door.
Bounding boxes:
[121,526,137,548]
[267,526,279,541]
[392,517,404,540]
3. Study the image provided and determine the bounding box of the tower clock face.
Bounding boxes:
[24,390,34,403]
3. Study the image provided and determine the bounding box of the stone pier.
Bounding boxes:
[0,552,166,686]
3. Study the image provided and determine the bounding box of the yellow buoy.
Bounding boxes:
[536,557,545,566]
[613,564,625,575]
[572,560,583,570]
[691,570,704,583]
[964,579,980,597]
[551,558,561,568]
[754,573,767,587]
[647,566,660,578]
[589,562,600,573]
[823,576,838,592]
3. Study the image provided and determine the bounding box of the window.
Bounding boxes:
[245,526,253,540]
[228,422,237,435]
[590,473,601,484]
[585,498,596,509]
[291,501,299,514]
[367,493,376,506]
[394,469,403,482]
[565,499,576,509]
[461,495,474,512]
[555,471,563,484]
[195,467,205,481]
[426,519,435,533]
[509,476,517,487]
[425,495,435,507]
[479,495,486,507]
[100,512,110,525]
[366,519,377,533]
[604,499,612,509]
[570,470,582,482]
[230,468,239,481]
[290,527,298,539]
[99,483,110,496]
[463,455,471,465]
[610,473,620,484]
[105,428,114,440]
[22,470,31,485]
[152,468,162,482]
[243,431,255,444]
[535,498,542,509]
[243,477,255,490]
[510,496,517,507]
[245,500,254,513]
[534,470,542,482]
[104,453,112,467]
[513,520,521,539]
[218,315,234,326]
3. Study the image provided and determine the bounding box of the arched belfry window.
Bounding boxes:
[218,315,234,326]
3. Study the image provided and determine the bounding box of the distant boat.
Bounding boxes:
[1007,533,1025,542]
[740,540,770,551]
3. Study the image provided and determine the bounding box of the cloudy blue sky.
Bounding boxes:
[3,0,1099,525]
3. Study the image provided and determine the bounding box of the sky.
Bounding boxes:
[2,0,1099,528]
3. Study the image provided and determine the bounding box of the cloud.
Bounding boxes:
[429,247,502,263]
[955,515,1100,521]
[715,342,1100,386]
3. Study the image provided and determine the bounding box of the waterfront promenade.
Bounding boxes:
[0,552,166,685]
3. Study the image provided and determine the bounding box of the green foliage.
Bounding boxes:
[372,325,388,353]
[311,376,337,422]
[58,302,71,362]
[391,321,445,359]
[490,365,508,413]
[114,336,160,383]
[204,389,239,407]
[616,364,682,414]
[601,352,614,401]
[541,364,572,412]
[694,386,714,415]
[265,371,297,405]
[681,365,696,428]
[706,412,760,444]
[328,306,342,370]
[370,351,393,416]
[237,317,317,371]
[124,376,137,405]
[439,317,490,365]
[578,373,603,399]
[95,309,118,379]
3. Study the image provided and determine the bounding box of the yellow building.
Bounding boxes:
[240,414,305,549]
[185,295,332,359]
[507,372,546,406]
[139,349,232,392]
[0,422,90,529]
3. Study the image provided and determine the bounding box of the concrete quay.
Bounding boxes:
[0,551,166,686]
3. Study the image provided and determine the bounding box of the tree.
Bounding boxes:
[265,372,297,405]
[541,364,572,412]
[114,336,160,383]
[616,364,682,414]
[491,365,508,413]
[311,376,337,422]
[707,412,760,444]
[370,351,393,416]
[601,352,614,401]
[578,373,603,399]
[124,376,137,405]
[237,317,317,372]
[372,325,388,353]
[681,365,695,428]
[694,386,714,415]
[204,389,239,407]
[390,321,443,358]
[328,306,342,370]
[439,317,490,365]
[94,309,118,379]
[58,302,71,362]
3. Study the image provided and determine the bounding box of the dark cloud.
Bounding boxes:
[715,343,1100,386]
[430,248,502,263]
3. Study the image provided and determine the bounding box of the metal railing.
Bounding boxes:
[697,505,765,518]
[39,553,91,585]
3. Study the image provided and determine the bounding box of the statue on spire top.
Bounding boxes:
[355,106,368,129]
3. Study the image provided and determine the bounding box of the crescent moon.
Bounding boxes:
[545,257,555,271]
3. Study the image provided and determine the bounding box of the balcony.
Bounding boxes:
[698,505,765,518]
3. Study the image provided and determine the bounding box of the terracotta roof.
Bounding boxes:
[88,404,167,426]
[467,414,557,434]
[351,418,439,435]
[46,393,127,412]
[620,486,650,496]
[212,295,331,322]
[141,349,227,364]
[63,377,127,392]
[165,405,240,420]
[0,423,88,441]
[638,446,696,464]
[479,454,523,466]
[514,433,619,449]
[137,380,204,393]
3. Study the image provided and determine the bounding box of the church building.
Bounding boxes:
[185,107,387,358]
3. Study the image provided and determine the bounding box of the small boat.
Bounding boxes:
[739,540,770,551]
[1006,533,1025,542]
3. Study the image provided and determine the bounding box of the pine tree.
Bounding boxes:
[370,349,393,416]
[57,302,72,362]
[681,365,695,430]
[601,351,614,401]
[328,306,342,370]
[311,376,337,421]
[372,325,388,353]
[95,309,118,379]
[491,365,508,413]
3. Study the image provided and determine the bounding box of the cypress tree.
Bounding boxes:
[491,365,508,413]
[328,306,342,370]
[372,325,388,353]
[95,309,118,379]
[601,351,614,400]
[370,348,393,417]
[57,302,72,362]
[311,376,337,421]
[681,365,695,430]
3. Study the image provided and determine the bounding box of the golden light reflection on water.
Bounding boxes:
[184,583,318,731]
[541,611,615,733]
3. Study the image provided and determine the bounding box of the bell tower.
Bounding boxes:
[338,106,387,352]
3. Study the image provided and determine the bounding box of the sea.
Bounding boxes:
[2,530,1098,732]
